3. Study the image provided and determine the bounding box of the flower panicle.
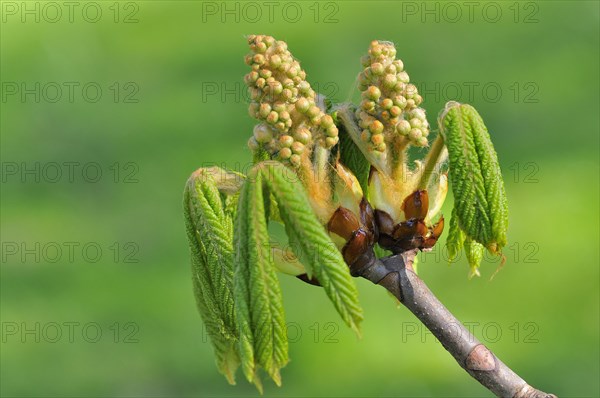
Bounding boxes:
[244,35,339,167]
[355,40,430,159]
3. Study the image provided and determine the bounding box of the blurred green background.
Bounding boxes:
[1,1,598,397]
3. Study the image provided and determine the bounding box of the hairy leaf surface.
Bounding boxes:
[234,170,288,390]
[184,168,240,383]
[256,161,363,334]
[440,102,508,254]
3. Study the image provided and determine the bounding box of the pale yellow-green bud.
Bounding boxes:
[369,120,384,135]
[246,71,259,84]
[275,121,286,131]
[254,124,274,143]
[371,62,384,75]
[381,98,393,110]
[297,81,310,95]
[279,135,294,148]
[279,147,292,159]
[272,101,286,113]
[398,71,409,83]
[394,96,407,108]
[281,89,293,100]
[290,154,301,166]
[366,86,381,101]
[320,115,334,129]
[325,136,338,148]
[326,125,339,137]
[293,127,311,144]
[361,100,375,111]
[291,141,305,154]
[383,74,397,89]
[252,54,265,65]
[390,106,401,117]
[416,136,428,147]
[409,128,422,141]
[270,54,282,69]
[266,111,279,124]
[396,120,411,135]
[259,69,272,79]
[307,105,321,119]
[371,133,384,145]
[279,111,290,121]
[295,98,310,113]
[410,118,423,128]
[259,103,271,118]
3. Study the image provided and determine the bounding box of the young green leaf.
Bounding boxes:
[440,102,508,254]
[446,207,466,264]
[234,171,288,390]
[464,237,485,279]
[256,161,364,335]
[184,168,240,383]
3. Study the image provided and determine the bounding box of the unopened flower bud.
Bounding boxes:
[294,127,311,144]
[298,81,311,95]
[320,115,334,129]
[366,86,381,100]
[291,141,305,154]
[259,103,271,118]
[326,125,339,137]
[371,133,384,145]
[266,111,279,124]
[416,136,428,147]
[279,135,294,147]
[397,71,409,83]
[307,105,321,118]
[361,129,371,142]
[383,74,397,89]
[325,136,338,148]
[279,111,290,121]
[259,69,272,79]
[371,62,384,75]
[275,121,286,131]
[361,100,375,111]
[394,96,407,109]
[409,118,422,128]
[397,120,411,135]
[409,128,422,141]
[295,97,310,113]
[253,54,265,65]
[369,120,384,135]
[379,98,392,110]
[245,71,259,84]
[270,54,282,69]
[279,147,292,159]
[270,81,283,95]
[290,154,301,166]
[254,123,274,143]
